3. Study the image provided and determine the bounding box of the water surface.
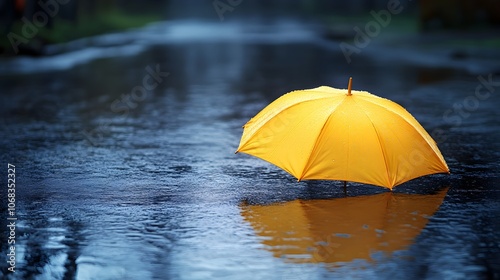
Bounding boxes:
[0,20,499,279]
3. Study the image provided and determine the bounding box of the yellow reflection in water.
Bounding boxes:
[241,188,448,265]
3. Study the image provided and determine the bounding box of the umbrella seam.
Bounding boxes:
[237,86,447,189]
[355,98,448,187]
[240,90,345,146]
[353,98,393,188]
[241,97,343,179]
[355,95,447,168]
[299,97,347,180]
[267,99,340,179]
[238,96,343,152]
[239,88,368,150]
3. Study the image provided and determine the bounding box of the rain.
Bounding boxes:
[0,1,499,279]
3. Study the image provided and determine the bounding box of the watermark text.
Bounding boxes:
[6,163,17,273]
[213,0,243,21]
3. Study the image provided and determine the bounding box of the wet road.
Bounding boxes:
[0,20,499,279]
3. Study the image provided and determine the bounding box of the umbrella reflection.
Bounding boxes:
[241,188,448,265]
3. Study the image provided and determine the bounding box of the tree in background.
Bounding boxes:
[0,0,164,55]
[419,0,500,30]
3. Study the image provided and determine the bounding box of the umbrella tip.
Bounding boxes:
[347,77,353,96]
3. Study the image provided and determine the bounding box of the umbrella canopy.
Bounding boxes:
[241,188,448,265]
[236,78,449,189]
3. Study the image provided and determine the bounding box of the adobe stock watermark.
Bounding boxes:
[7,0,70,54]
[213,0,243,21]
[432,74,499,143]
[340,0,410,64]
[81,64,169,146]
[381,74,498,180]
[6,163,17,273]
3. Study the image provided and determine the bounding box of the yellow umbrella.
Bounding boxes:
[236,78,449,190]
[241,187,448,265]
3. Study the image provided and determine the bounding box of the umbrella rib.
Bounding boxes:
[355,95,446,166]
[238,96,343,152]
[245,92,342,134]
[355,98,448,187]
[268,99,341,179]
[299,98,347,180]
[353,99,392,188]
[240,97,343,179]
[236,86,448,190]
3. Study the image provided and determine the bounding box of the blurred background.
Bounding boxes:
[0,0,499,279]
[1,0,500,55]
